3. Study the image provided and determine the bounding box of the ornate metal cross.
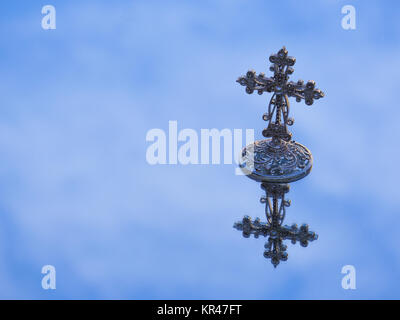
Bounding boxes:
[234,47,324,267]
[234,183,317,268]
[237,46,324,143]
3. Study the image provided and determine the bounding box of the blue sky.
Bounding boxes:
[0,0,399,299]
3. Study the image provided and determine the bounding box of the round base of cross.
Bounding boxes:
[239,138,313,183]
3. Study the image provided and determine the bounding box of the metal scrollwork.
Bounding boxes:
[239,139,313,183]
[237,46,324,142]
[234,47,324,267]
[234,183,318,267]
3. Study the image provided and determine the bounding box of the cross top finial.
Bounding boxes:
[237,46,324,142]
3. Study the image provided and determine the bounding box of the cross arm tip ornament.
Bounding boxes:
[236,70,274,95]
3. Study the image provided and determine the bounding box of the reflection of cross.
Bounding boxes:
[237,47,324,142]
[234,183,318,267]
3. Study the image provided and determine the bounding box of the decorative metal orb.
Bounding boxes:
[239,139,313,184]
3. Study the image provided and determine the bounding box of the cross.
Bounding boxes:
[237,47,324,142]
[233,183,318,267]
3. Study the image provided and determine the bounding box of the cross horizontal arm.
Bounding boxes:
[278,223,318,247]
[286,80,325,106]
[234,216,318,247]
[234,215,270,238]
[236,70,274,95]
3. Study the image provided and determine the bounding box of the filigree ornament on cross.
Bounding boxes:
[234,47,324,267]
